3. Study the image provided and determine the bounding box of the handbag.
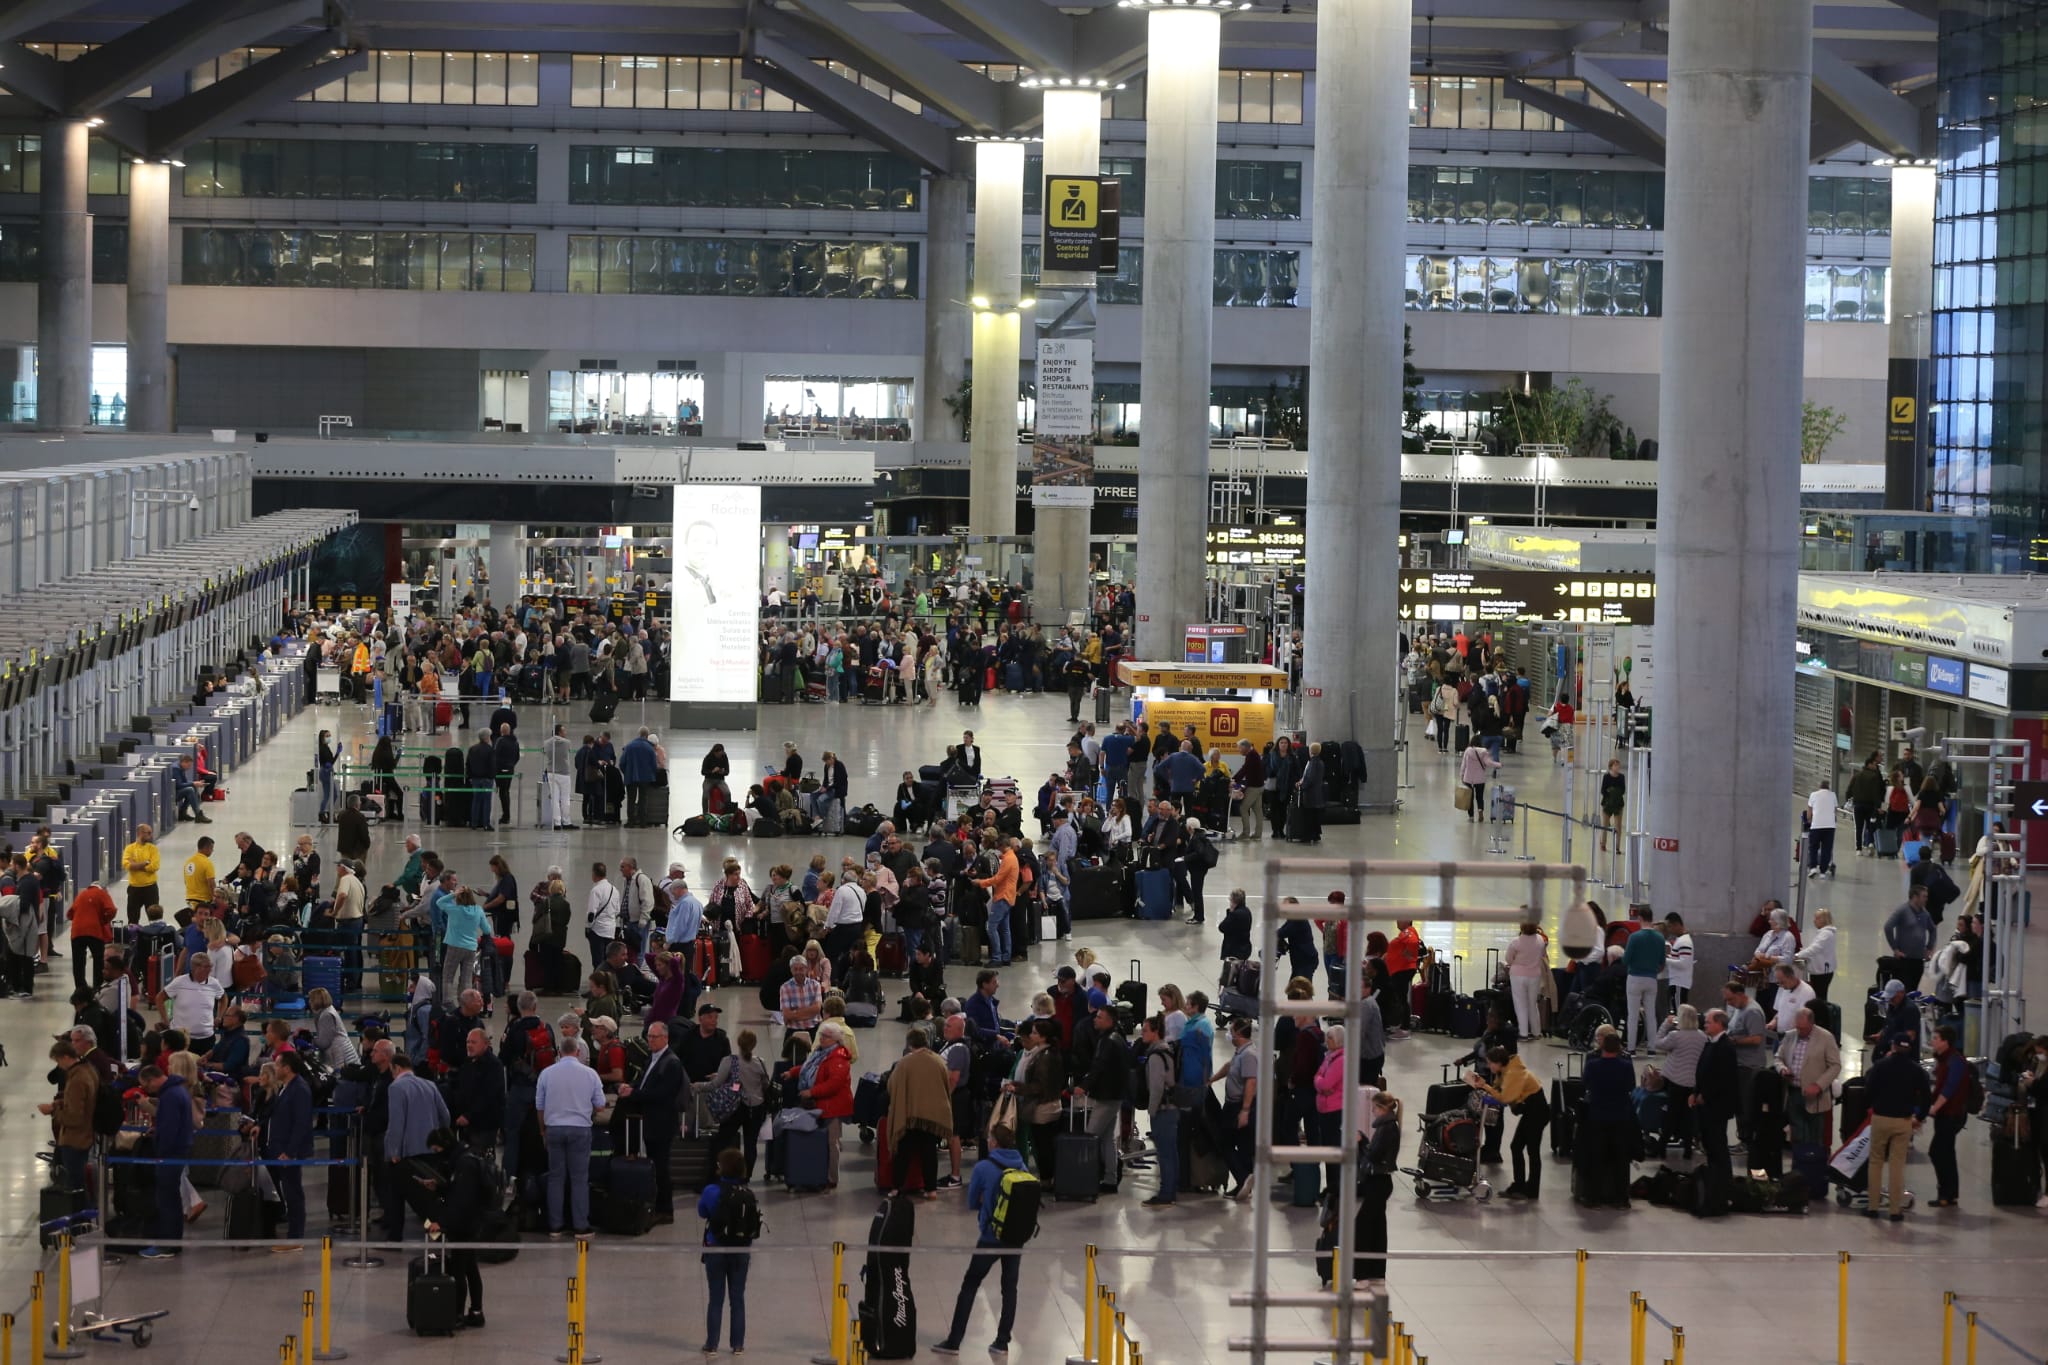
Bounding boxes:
[990,1090,1020,1139]
[704,1078,744,1125]
[1424,717,1438,741]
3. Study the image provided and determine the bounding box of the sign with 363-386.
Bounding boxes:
[1398,569,1658,625]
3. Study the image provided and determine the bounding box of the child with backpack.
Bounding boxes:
[932,1123,1035,1357]
[697,1147,761,1355]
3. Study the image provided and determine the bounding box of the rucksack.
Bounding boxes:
[651,882,673,924]
[511,1016,555,1077]
[91,1077,124,1136]
[1963,1060,1987,1116]
[708,1181,762,1246]
[990,1167,1041,1247]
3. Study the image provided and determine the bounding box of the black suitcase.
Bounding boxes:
[1812,999,1842,1043]
[554,951,583,996]
[593,1184,655,1237]
[590,693,618,723]
[1426,1080,1473,1116]
[859,1194,917,1359]
[39,1185,88,1247]
[1550,1055,1583,1157]
[1070,863,1130,921]
[670,1135,715,1194]
[1054,1101,1101,1201]
[1114,959,1147,1015]
[226,1186,272,1240]
[1992,1132,2042,1206]
[645,785,670,829]
[602,1118,658,1234]
[1838,1076,1869,1140]
[407,1239,464,1335]
[475,1207,520,1264]
[1453,723,1471,750]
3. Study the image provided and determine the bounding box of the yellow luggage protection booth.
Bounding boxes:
[1114,660,1287,750]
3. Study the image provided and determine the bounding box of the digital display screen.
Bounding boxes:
[669,485,762,705]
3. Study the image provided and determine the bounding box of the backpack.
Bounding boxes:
[1963,1060,1987,1116]
[511,1016,555,1078]
[651,882,673,924]
[91,1076,124,1136]
[990,1167,1041,1247]
[708,1181,762,1246]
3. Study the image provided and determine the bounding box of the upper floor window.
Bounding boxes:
[1216,70,1304,125]
[293,51,539,105]
[23,42,150,98]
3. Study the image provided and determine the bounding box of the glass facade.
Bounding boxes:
[549,369,705,433]
[567,146,920,210]
[1217,70,1304,125]
[1014,156,1297,220]
[1407,255,1662,314]
[1409,165,1660,229]
[0,136,132,195]
[566,235,918,298]
[181,139,539,202]
[305,51,538,104]
[0,222,129,283]
[1411,77,1598,133]
[762,375,913,440]
[181,229,536,290]
[569,55,795,112]
[1932,1,2046,561]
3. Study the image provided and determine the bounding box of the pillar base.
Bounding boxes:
[668,701,759,733]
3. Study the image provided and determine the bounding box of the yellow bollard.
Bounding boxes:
[1630,1292,1645,1365]
[833,1283,851,1365]
[281,1338,295,1365]
[1943,1291,1955,1365]
[300,1291,315,1365]
[1672,1327,1684,1365]
[2,1311,11,1365]
[1836,1252,1849,1365]
[823,1241,848,1365]
[1966,1311,1978,1365]
[53,1236,70,1357]
[31,1273,45,1365]
[1082,1245,1098,1363]
[314,1237,347,1361]
[1113,1311,1127,1365]
[1573,1249,1588,1365]
[1103,1291,1118,1365]
[1390,1319,1404,1365]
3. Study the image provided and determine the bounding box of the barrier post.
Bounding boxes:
[281,1338,295,1365]
[45,1234,81,1361]
[1572,1249,1588,1364]
[30,1273,44,1365]
[1836,1252,1849,1365]
[832,1283,850,1365]
[1114,1311,1127,1365]
[1070,1245,1098,1365]
[299,1290,315,1365]
[314,1237,348,1360]
[1671,1327,1684,1365]
[557,1278,579,1364]
[1965,1311,1977,1365]
[574,1238,601,1364]
[2,1311,11,1365]
[1629,1292,1644,1365]
[815,1241,846,1365]
[1942,1291,1955,1365]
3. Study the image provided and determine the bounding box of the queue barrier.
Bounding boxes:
[1944,1291,2042,1365]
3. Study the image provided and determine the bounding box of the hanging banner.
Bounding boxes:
[1031,337,1095,508]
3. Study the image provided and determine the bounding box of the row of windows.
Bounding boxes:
[0,222,128,283]
[192,48,541,106]
[965,64,1146,121]
[181,139,538,203]
[1217,69,1305,125]
[567,146,920,211]
[1410,77,1610,135]
[569,55,791,113]
[1013,156,1300,221]
[1413,166,1888,234]
[0,136,133,196]
[180,229,536,290]
[20,42,151,98]
[1409,255,1662,315]
[566,235,918,298]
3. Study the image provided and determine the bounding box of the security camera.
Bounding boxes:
[1559,900,1601,960]
[186,495,200,513]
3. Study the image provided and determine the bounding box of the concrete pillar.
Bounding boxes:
[1883,163,1935,510]
[1134,3,1220,659]
[967,139,1026,570]
[486,523,525,606]
[763,523,792,594]
[1302,0,1408,806]
[1647,0,1813,932]
[1033,86,1104,629]
[125,161,171,432]
[921,173,970,442]
[36,118,91,432]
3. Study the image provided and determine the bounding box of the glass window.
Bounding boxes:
[631,56,665,109]
[699,58,733,110]
[344,62,376,102]
[568,235,599,293]
[667,56,699,109]
[476,52,507,104]
[377,50,410,103]
[508,53,538,105]
[444,52,474,104]
[438,232,470,289]
[1428,78,1461,129]
[1271,71,1304,124]
[1238,70,1271,124]
[410,51,442,103]
[1460,77,1496,130]
[764,87,799,113]
[1216,70,1240,123]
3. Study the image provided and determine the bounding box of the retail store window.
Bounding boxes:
[549,369,704,434]
[763,375,912,441]
[480,370,529,432]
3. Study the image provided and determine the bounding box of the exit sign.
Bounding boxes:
[1653,837,1680,852]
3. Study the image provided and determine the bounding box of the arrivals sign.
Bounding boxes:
[1041,175,1102,271]
[1031,338,1095,508]
[1398,570,1658,625]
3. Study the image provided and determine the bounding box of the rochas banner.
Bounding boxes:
[670,483,762,704]
[1031,337,1095,508]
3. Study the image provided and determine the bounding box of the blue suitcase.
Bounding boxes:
[784,1125,832,1192]
[1291,1161,1321,1207]
[1004,662,1024,692]
[1135,868,1174,921]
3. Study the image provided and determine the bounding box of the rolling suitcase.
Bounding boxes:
[553,951,582,997]
[589,693,618,724]
[602,1117,658,1235]
[1992,1132,2042,1206]
[289,787,320,827]
[1550,1054,1583,1157]
[1054,1101,1101,1201]
[39,1186,89,1246]
[1004,662,1024,693]
[784,1125,832,1192]
[1426,1060,1473,1116]
[738,933,772,984]
[1453,723,1471,751]
[854,1073,888,1131]
[407,1237,464,1335]
[1070,862,1130,921]
[1812,999,1842,1043]
[1290,1161,1321,1208]
[1135,867,1174,921]
[956,924,986,967]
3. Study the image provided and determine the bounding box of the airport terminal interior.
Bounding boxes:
[0,0,2043,1363]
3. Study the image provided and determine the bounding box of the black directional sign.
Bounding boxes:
[1398,570,1658,625]
[2012,781,2048,821]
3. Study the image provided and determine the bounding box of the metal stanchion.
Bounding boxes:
[813,1240,846,1364]
[299,1290,316,1365]
[30,1273,44,1365]
[1836,1252,1849,1365]
[1570,1249,1588,1364]
[1068,1245,1098,1365]
[1942,1291,1955,1365]
[313,1237,348,1360]
[46,1236,81,1360]
[2,1312,12,1365]
[831,1283,850,1365]
[343,1153,380,1268]
[558,1279,579,1364]
[1965,1312,1977,1365]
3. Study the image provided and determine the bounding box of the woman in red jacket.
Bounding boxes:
[68,882,118,993]
[797,1022,856,1188]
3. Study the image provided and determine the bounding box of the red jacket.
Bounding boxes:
[69,885,117,942]
[807,1046,855,1119]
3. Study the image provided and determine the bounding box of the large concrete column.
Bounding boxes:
[1134,3,1220,659]
[967,139,1026,571]
[125,161,171,432]
[486,523,525,606]
[36,118,91,432]
[1302,0,1408,806]
[921,173,970,442]
[1647,0,1813,932]
[1883,163,1935,510]
[1033,86,1103,628]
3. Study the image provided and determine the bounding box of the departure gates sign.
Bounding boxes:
[1400,570,1658,625]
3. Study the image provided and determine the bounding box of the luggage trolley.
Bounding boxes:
[39,1210,171,1350]
[1402,1103,1493,1203]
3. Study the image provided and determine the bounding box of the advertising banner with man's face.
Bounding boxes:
[670,484,762,704]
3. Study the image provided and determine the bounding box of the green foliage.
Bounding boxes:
[943,377,972,440]
[1476,377,1623,458]
[1801,400,1849,464]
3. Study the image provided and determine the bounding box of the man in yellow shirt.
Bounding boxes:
[121,823,161,924]
[182,837,218,914]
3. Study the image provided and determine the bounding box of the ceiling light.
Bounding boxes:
[971,295,991,309]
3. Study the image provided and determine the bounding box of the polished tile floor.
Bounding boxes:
[4,687,2045,1364]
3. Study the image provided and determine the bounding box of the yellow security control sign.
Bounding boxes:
[1042,174,1103,270]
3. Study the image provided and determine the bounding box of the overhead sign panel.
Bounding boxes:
[1398,569,1658,625]
[1042,174,1102,271]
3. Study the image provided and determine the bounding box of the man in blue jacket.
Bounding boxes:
[259,1052,316,1248]
[932,1126,1027,1357]
[139,1066,194,1258]
[1100,723,1135,801]
[619,729,659,829]
[963,970,1012,1049]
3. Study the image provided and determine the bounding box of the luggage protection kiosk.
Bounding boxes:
[1114,660,1286,751]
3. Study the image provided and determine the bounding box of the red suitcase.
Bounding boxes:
[875,933,908,976]
[434,700,453,729]
[691,932,719,989]
[1409,978,1430,1022]
[493,935,514,961]
[738,932,771,984]
[523,949,547,990]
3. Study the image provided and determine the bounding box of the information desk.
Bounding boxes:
[1114,660,1286,751]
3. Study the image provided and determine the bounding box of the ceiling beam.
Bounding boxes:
[1810,42,1925,156]
[1503,74,1665,164]
[1071,7,1148,82]
[0,0,97,44]
[742,33,956,172]
[1571,55,1667,141]
[148,30,361,155]
[64,0,320,113]
[915,0,1071,72]
[774,0,1004,131]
